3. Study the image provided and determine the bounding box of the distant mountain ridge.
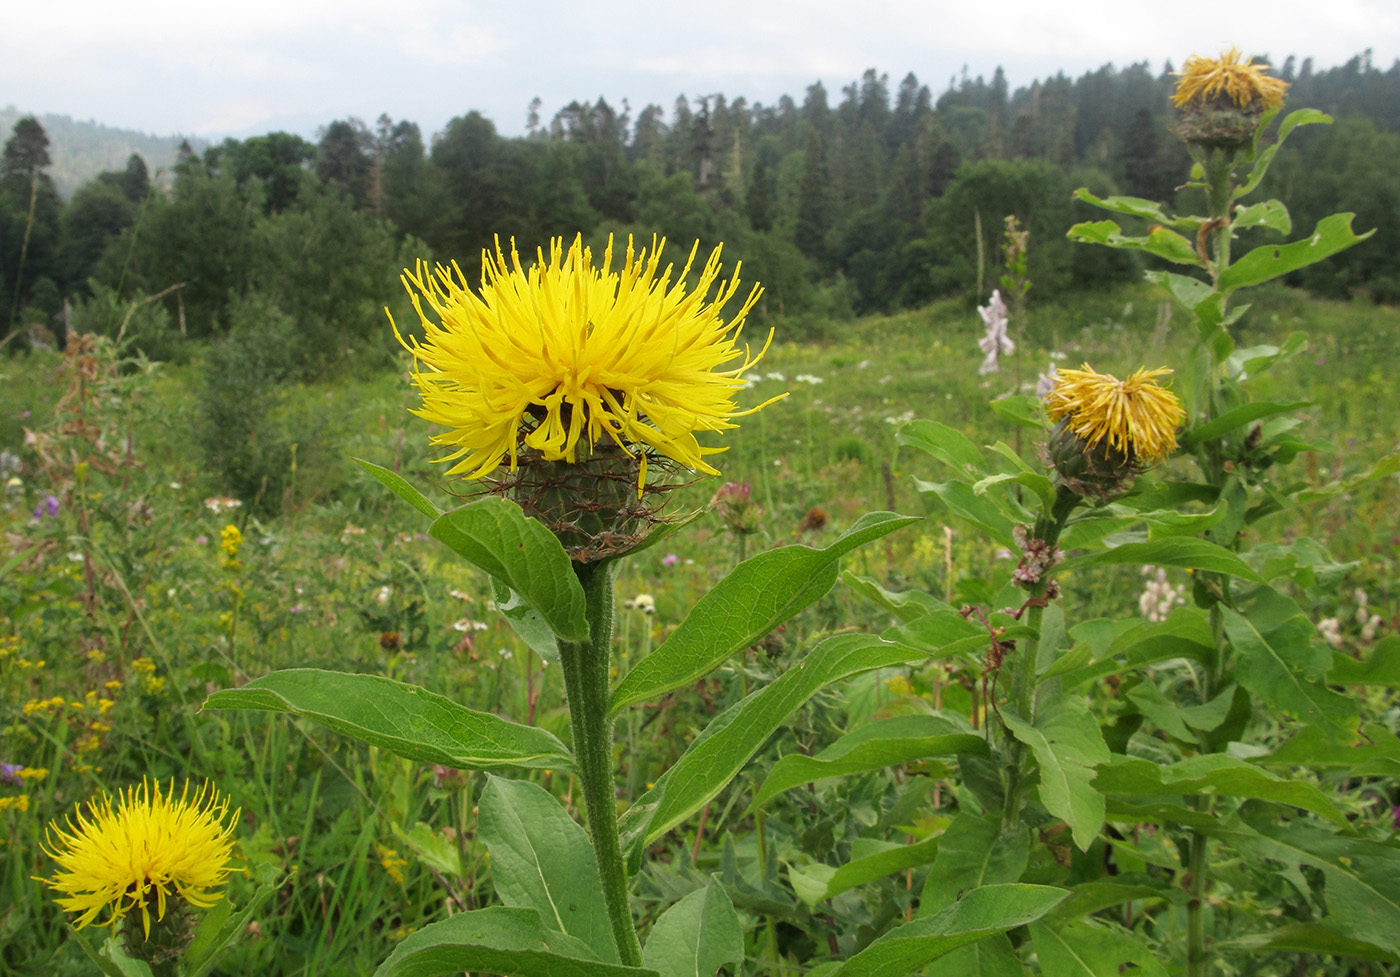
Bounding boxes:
[0,105,208,199]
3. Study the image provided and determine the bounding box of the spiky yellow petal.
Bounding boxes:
[1172,47,1289,111]
[38,779,238,935]
[391,234,781,490]
[1045,364,1185,465]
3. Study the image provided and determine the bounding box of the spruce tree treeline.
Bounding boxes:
[3,51,1399,358]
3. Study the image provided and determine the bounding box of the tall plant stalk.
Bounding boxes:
[557,558,644,967]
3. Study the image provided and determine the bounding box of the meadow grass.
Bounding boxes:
[0,282,1394,975]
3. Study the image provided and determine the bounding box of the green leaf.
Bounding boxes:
[1124,682,1197,743]
[492,577,559,664]
[841,571,944,624]
[1056,538,1262,581]
[1071,189,1197,230]
[1147,270,1212,313]
[1330,637,1400,686]
[919,815,1030,916]
[185,883,280,977]
[66,929,153,977]
[912,478,1021,549]
[610,513,917,714]
[823,834,943,901]
[398,822,462,877]
[752,716,984,808]
[1219,214,1374,292]
[642,880,744,977]
[1224,332,1308,381]
[1291,451,1400,506]
[1030,918,1168,977]
[1091,755,1348,826]
[827,884,1067,977]
[935,935,1023,977]
[988,395,1046,431]
[897,419,988,476]
[1231,199,1291,236]
[1067,221,1203,266]
[1220,820,1400,956]
[1259,723,1400,780]
[1215,923,1400,964]
[355,457,444,520]
[1234,108,1331,200]
[372,907,659,977]
[624,635,925,852]
[1042,882,1175,925]
[477,777,618,962]
[1222,587,1358,741]
[973,472,1055,513]
[1180,400,1309,448]
[1001,698,1110,851]
[429,498,588,643]
[204,669,573,771]
[1055,610,1215,689]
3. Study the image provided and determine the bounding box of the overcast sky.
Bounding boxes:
[4,0,1397,142]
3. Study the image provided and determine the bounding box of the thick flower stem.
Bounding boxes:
[559,559,644,968]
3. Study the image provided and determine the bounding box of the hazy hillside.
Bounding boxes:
[0,105,206,198]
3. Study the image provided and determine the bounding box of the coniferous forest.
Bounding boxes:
[4,51,1400,364]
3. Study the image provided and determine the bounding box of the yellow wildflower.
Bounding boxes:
[392,234,781,490]
[38,779,238,936]
[1045,365,1184,466]
[1172,47,1288,111]
[0,795,29,813]
[376,843,409,885]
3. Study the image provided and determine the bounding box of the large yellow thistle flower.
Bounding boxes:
[1172,47,1289,111]
[39,779,238,937]
[392,234,780,490]
[1045,364,1185,465]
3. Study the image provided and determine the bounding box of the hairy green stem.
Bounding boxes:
[559,559,644,967]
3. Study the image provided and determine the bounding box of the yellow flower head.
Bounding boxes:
[39,779,238,937]
[1045,365,1184,466]
[392,234,780,490]
[1172,47,1288,111]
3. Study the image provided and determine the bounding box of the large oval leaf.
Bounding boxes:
[429,497,589,643]
[204,669,573,771]
[610,512,917,715]
[373,907,658,977]
[752,715,984,808]
[619,635,925,858]
[827,884,1067,977]
[477,777,617,962]
[642,881,743,977]
[1055,537,1262,581]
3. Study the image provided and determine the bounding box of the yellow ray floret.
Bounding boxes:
[38,779,238,936]
[1045,364,1185,465]
[1172,47,1289,110]
[391,234,782,489]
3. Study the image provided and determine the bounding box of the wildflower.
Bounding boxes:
[0,763,21,785]
[1172,47,1288,151]
[1045,364,1184,499]
[32,494,59,520]
[1317,617,1343,650]
[376,844,409,885]
[0,795,29,812]
[977,290,1015,375]
[452,618,488,632]
[1172,47,1288,112]
[38,779,238,959]
[711,481,763,536]
[1138,566,1187,623]
[393,234,778,492]
[661,552,680,566]
[1035,364,1059,398]
[1012,524,1065,589]
[202,497,242,515]
[219,524,242,570]
[624,594,656,616]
